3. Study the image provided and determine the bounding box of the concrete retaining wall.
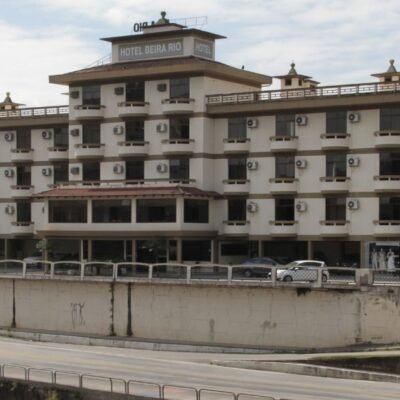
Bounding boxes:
[0,279,399,348]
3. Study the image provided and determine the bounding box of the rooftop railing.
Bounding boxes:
[0,105,69,119]
[206,81,400,106]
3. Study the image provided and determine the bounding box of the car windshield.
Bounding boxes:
[286,262,299,267]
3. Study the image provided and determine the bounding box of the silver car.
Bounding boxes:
[277,260,329,282]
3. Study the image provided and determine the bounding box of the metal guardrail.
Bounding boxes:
[206,81,400,106]
[0,362,284,399]
[0,259,392,288]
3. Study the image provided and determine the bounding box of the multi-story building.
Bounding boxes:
[0,12,399,268]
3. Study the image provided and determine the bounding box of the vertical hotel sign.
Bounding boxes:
[194,39,214,59]
[119,39,184,62]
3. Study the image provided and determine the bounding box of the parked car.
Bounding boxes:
[277,260,329,282]
[238,257,281,277]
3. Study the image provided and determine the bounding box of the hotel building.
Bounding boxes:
[0,12,399,267]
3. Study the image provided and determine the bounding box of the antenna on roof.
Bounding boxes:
[171,16,208,29]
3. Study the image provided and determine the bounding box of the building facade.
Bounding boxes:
[0,13,399,267]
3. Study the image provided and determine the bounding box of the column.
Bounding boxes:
[307,241,313,259]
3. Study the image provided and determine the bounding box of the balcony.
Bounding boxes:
[320,220,349,237]
[374,131,400,148]
[118,101,149,117]
[320,177,349,193]
[161,98,194,114]
[223,179,250,194]
[320,133,350,150]
[74,105,105,120]
[269,221,298,237]
[48,146,68,161]
[269,178,298,194]
[270,136,298,152]
[11,149,33,163]
[161,139,195,155]
[373,220,400,237]
[223,138,250,154]
[11,222,34,236]
[117,141,149,157]
[74,143,105,159]
[11,185,34,198]
[373,176,400,192]
[223,220,249,236]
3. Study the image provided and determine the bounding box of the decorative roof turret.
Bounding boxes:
[288,62,298,76]
[371,59,400,82]
[0,92,24,111]
[156,11,170,25]
[274,62,319,90]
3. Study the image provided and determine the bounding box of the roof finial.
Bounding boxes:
[387,59,397,73]
[288,61,297,76]
[4,92,12,103]
[156,11,170,25]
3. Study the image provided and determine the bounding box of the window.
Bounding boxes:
[53,162,69,184]
[49,200,87,223]
[170,118,189,140]
[380,152,400,175]
[16,201,31,222]
[326,111,347,134]
[126,120,144,142]
[285,78,292,86]
[170,78,189,99]
[379,197,400,220]
[92,200,131,223]
[228,198,246,220]
[228,117,247,139]
[126,160,144,181]
[126,81,144,102]
[170,159,189,180]
[16,127,31,149]
[221,242,249,256]
[82,122,101,144]
[16,165,31,186]
[82,85,100,106]
[275,198,294,220]
[184,199,209,223]
[275,156,295,178]
[54,126,69,147]
[326,153,347,177]
[228,158,247,180]
[325,198,346,220]
[136,199,176,223]
[182,240,211,262]
[380,107,400,131]
[82,161,100,182]
[276,114,295,136]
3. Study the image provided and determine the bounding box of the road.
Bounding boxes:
[0,338,399,399]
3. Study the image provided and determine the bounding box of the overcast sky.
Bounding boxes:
[1,0,400,107]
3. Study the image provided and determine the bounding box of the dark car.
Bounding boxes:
[237,257,281,278]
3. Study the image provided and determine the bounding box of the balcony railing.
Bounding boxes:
[0,105,69,119]
[54,178,196,188]
[206,81,400,105]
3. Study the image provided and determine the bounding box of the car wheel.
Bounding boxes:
[283,275,293,282]
[244,269,252,278]
[322,274,328,282]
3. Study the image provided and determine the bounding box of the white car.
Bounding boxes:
[277,260,329,282]
[23,252,43,268]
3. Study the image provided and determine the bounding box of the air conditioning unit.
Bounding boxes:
[42,167,52,176]
[156,163,167,173]
[4,168,14,178]
[295,159,307,169]
[113,164,124,174]
[295,201,307,212]
[157,83,167,92]
[348,112,360,123]
[347,199,360,210]
[42,130,52,139]
[70,129,80,137]
[5,132,14,142]
[114,87,124,95]
[156,123,168,133]
[296,115,307,126]
[70,90,80,99]
[347,156,360,167]
[113,125,124,135]
[5,205,15,215]
[247,160,258,170]
[70,166,80,175]
[247,202,258,213]
[247,118,258,129]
